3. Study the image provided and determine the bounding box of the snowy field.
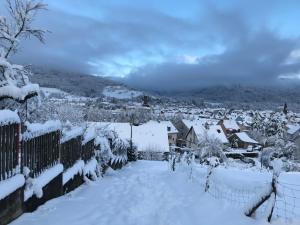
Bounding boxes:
[102,86,142,99]
[11,161,300,225]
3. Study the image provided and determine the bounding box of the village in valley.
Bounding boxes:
[1,1,300,225]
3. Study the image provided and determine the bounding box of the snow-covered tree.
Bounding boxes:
[0,0,46,109]
[127,141,138,161]
[197,132,226,164]
[261,139,298,171]
[251,112,286,137]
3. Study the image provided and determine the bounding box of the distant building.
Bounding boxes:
[228,132,259,149]
[185,124,228,149]
[158,121,178,146]
[142,95,150,107]
[218,119,241,136]
[286,124,300,160]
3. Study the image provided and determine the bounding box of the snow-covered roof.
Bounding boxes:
[208,125,229,144]
[159,121,178,134]
[191,124,228,144]
[222,120,240,130]
[90,120,170,152]
[182,118,218,130]
[0,110,20,126]
[135,121,170,152]
[234,132,258,144]
[22,120,62,141]
[286,124,300,135]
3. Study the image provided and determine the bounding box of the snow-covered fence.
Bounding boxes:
[60,128,83,170]
[200,168,300,222]
[0,123,20,181]
[82,139,95,163]
[138,151,169,161]
[21,121,61,178]
[0,110,20,181]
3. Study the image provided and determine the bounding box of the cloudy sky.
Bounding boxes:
[3,0,300,91]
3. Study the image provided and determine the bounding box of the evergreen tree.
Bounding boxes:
[283,103,288,115]
[127,140,138,161]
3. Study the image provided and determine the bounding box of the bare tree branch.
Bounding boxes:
[2,0,47,58]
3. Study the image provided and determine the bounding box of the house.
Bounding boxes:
[286,124,300,160]
[159,121,178,146]
[293,135,300,160]
[185,124,228,149]
[228,132,259,149]
[286,124,300,141]
[173,118,219,147]
[218,119,241,136]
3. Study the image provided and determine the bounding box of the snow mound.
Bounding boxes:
[0,174,25,200]
[83,158,98,181]
[0,109,20,126]
[82,126,96,145]
[0,83,39,101]
[63,160,85,185]
[61,127,84,144]
[24,164,63,201]
[22,120,62,141]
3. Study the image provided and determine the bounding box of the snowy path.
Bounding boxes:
[12,161,278,225]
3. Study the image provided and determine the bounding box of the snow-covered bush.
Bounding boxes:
[261,139,298,171]
[109,135,129,169]
[178,151,195,179]
[95,136,113,175]
[127,140,138,162]
[205,156,220,192]
[197,133,226,164]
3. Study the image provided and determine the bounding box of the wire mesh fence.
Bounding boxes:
[198,170,300,223]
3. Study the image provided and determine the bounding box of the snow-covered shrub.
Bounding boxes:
[127,140,138,162]
[109,136,129,169]
[197,133,226,164]
[260,139,297,171]
[204,156,220,192]
[178,152,195,179]
[95,136,113,175]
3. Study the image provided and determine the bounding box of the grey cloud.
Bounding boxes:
[12,4,204,74]
[125,29,300,91]
[6,1,300,91]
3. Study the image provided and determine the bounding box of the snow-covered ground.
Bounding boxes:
[11,161,300,225]
[102,86,142,99]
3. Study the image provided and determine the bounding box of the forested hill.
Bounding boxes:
[30,67,121,97]
[157,85,300,104]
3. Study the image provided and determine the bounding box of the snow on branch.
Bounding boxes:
[1,0,47,58]
[0,0,47,102]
